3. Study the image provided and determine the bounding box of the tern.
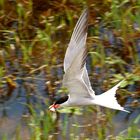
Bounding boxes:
[49,9,129,113]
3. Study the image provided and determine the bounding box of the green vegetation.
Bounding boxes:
[0,0,140,139]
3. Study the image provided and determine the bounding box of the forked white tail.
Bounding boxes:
[93,81,130,113]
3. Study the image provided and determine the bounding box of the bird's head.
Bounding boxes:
[49,103,60,112]
[49,95,69,112]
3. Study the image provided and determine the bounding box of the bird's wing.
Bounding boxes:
[63,44,95,99]
[63,9,95,99]
[64,8,88,72]
[83,66,95,94]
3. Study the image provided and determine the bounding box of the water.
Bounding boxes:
[0,69,139,139]
[0,26,140,139]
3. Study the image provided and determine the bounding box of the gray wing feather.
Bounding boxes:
[63,9,95,99]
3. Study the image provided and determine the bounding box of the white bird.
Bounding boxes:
[49,9,129,113]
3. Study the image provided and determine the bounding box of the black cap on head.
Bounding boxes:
[55,95,69,105]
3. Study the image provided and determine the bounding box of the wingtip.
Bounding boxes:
[114,80,125,88]
[80,7,89,18]
[120,106,130,113]
[119,79,125,84]
[123,109,130,113]
[83,7,89,13]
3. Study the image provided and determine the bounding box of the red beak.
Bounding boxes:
[49,104,60,112]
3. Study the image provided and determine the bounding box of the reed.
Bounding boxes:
[0,0,139,139]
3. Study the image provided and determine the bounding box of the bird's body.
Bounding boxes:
[49,9,129,113]
[59,81,127,111]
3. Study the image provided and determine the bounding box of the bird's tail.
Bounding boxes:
[93,81,130,113]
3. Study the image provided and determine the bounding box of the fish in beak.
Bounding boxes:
[49,104,60,112]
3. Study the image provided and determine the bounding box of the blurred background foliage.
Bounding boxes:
[0,0,140,140]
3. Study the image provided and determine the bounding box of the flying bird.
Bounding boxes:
[49,9,129,113]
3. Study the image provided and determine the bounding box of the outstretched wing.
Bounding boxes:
[64,9,88,71]
[63,9,95,99]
